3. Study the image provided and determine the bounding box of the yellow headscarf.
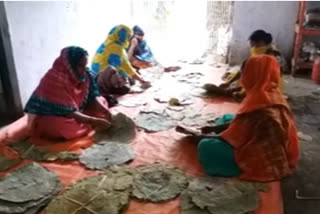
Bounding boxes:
[105,25,132,49]
[91,25,137,76]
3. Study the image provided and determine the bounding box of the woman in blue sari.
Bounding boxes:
[127,26,156,72]
[127,25,180,73]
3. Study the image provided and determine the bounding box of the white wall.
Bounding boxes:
[5,0,210,105]
[229,1,298,65]
[5,1,132,105]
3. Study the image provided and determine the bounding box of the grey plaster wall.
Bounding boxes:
[229,1,298,65]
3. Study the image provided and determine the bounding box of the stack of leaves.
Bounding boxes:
[180,177,268,214]
[118,96,148,107]
[0,163,62,214]
[165,105,217,128]
[132,163,189,202]
[45,166,135,214]
[79,143,135,170]
[93,113,136,144]
[135,104,217,132]
[9,139,79,162]
[141,66,164,81]
[172,72,204,85]
[135,110,177,132]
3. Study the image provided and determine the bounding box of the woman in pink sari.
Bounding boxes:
[24,46,111,140]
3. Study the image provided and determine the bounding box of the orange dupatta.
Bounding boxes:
[221,55,299,181]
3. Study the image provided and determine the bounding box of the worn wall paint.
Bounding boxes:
[5,1,132,105]
[229,1,298,65]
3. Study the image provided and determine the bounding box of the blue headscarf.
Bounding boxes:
[133,25,144,36]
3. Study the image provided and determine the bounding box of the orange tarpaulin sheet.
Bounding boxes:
[0,66,283,214]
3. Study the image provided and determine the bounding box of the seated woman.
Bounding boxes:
[127,25,155,71]
[211,29,286,101]
[91,25,151,101]
[197,55,299,181]
[24,46,112,140]
[127,25,181,73]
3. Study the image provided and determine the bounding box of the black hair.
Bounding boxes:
[66,46,88,71]
[248,30,273,44]
[133,25,144,36]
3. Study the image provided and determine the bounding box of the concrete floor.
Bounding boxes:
[282,75,320,214]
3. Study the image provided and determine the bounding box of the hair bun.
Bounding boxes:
[266,33,273,43]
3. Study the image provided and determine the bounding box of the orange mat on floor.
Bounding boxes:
[0,66,283,214]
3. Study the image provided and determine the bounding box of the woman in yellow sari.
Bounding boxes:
[91,25,151,103]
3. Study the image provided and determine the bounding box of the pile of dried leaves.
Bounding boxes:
[42,163,268,214]
[118,96,148,108]
[93,113,136,144]
[135,104,217,132]
[180,177,268,214]
[165,105,217,128]
[45,166,135,214]
[135,110,177,132]
[0,163,62,214]
[9,139,79,162]
[172,72,204,85]
[79,143,135,170]
[132,164,189,202]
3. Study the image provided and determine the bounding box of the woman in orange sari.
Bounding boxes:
[198,55,299,181]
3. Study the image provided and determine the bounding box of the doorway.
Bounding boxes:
[128,0,234,64]
[0,2,23,126]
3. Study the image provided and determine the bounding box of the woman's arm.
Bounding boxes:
[69,111,111,129]
[227,71,241,85]
[201,123,230,134]
[93,97,112,120]
[127,38,138,60]
[121,50,151,88]
[219,71,241,88]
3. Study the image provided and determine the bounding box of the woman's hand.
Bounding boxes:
[103,110,112,121]
[140,80,151,89]
[232,92,245,102]
[219,82,230,89]
[89,117,111,130]
[200,126,215,134]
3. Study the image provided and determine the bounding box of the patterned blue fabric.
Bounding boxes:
[25,96,76,116]
[80,69,100,110]
[91,62,100,73]
[97,43,106,54]
[108,54,122,67]
[118,28,128,44]
[131,39,155,63]
[109,25,117,35]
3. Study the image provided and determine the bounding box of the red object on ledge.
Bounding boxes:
[292,1,320,75]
